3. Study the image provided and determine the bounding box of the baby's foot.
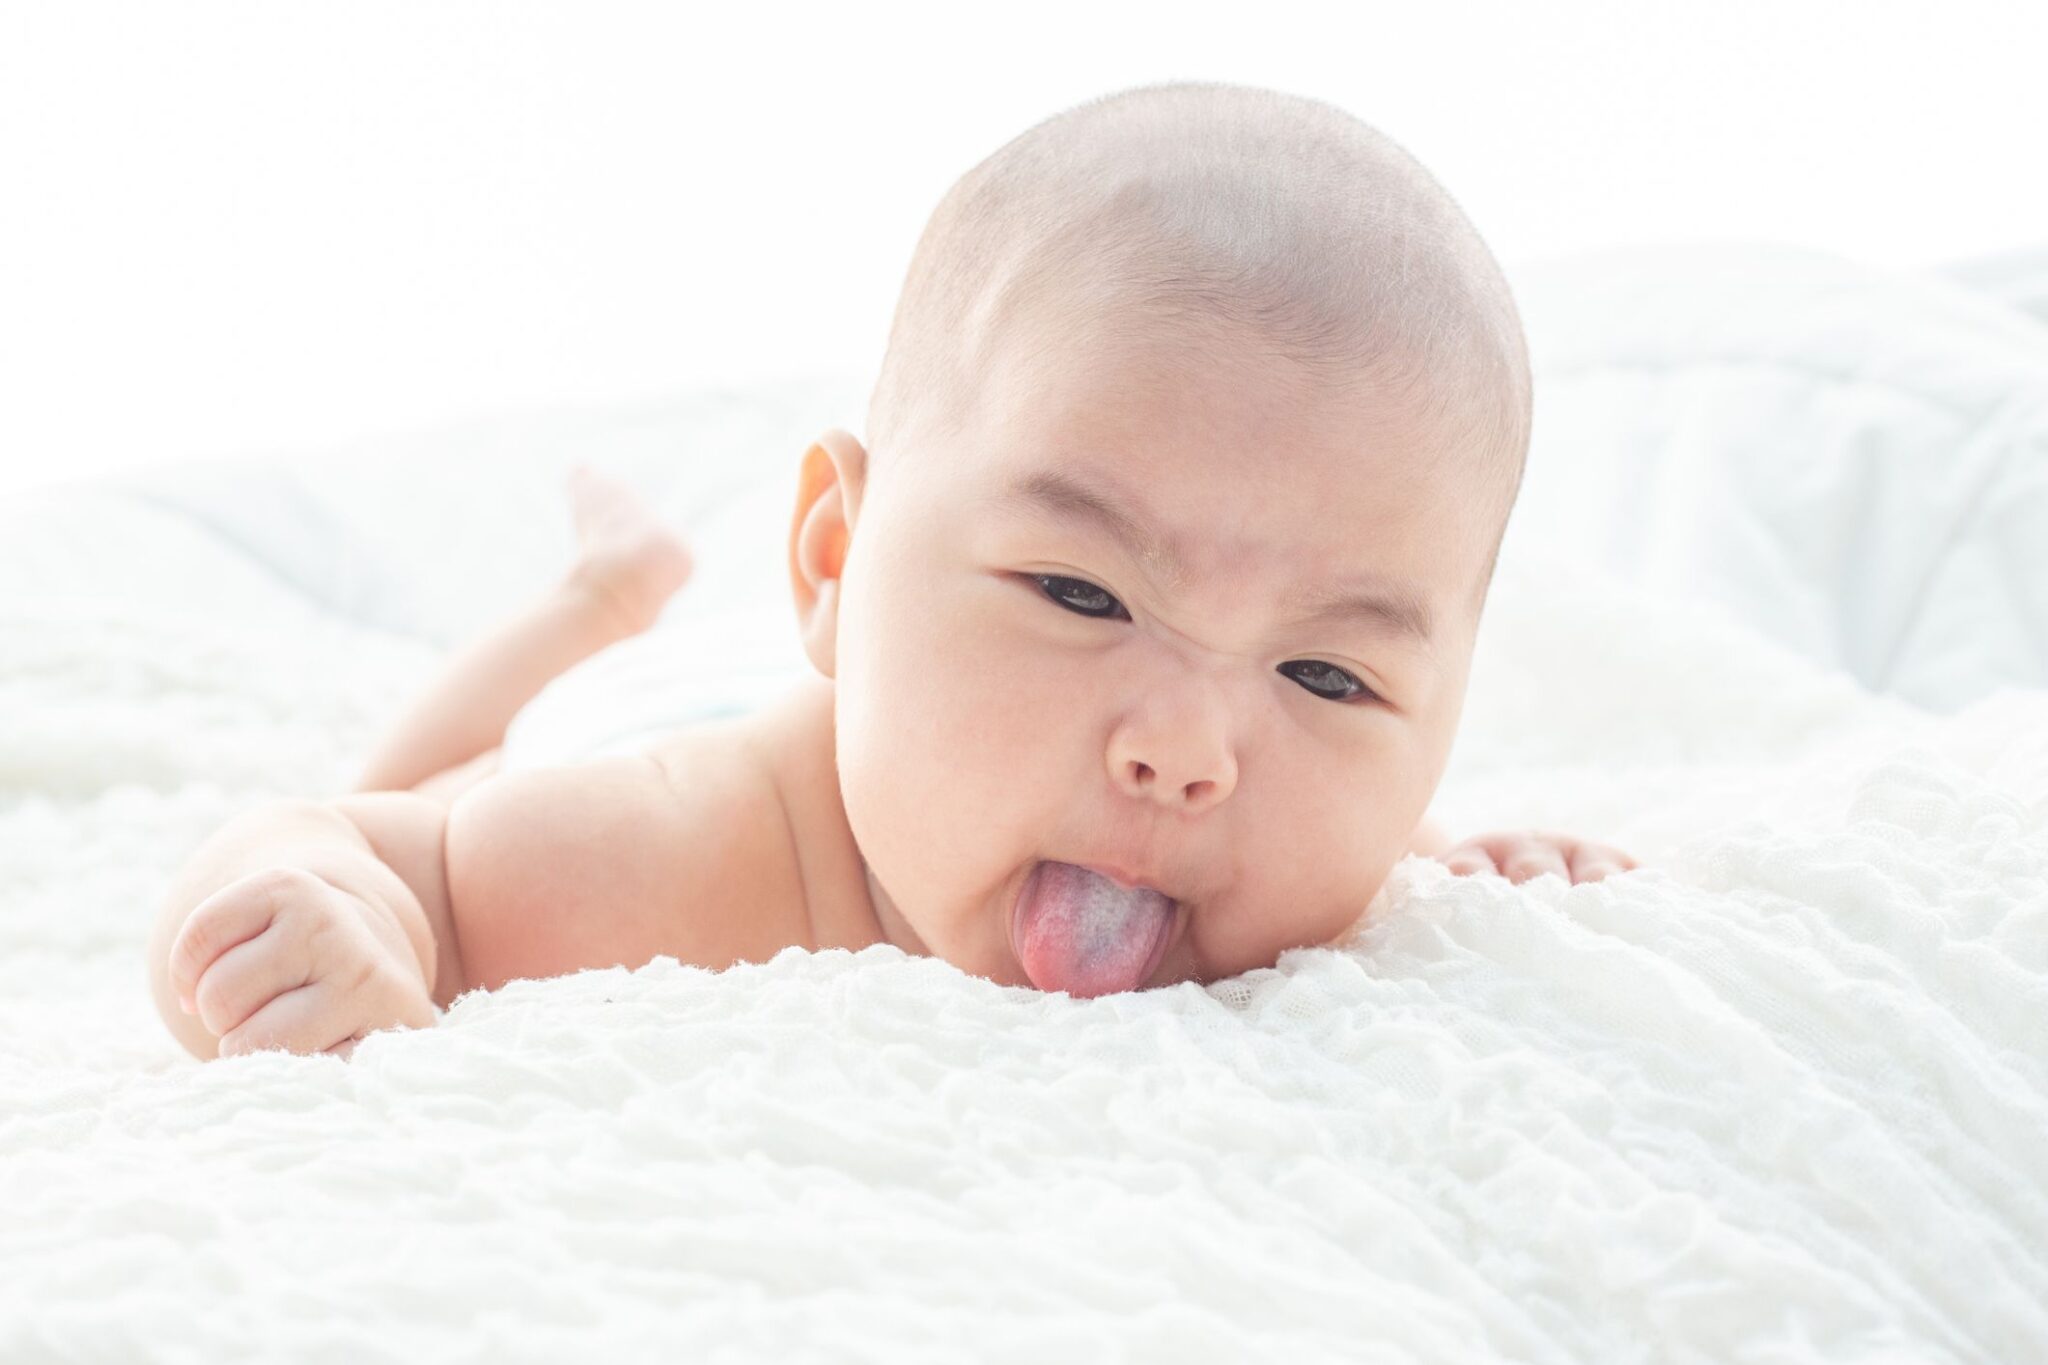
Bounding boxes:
[565,463,694,635]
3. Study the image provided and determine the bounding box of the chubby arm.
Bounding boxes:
[148,754,699,1059]
[440,748,801,993]
[330,790,466,1007]
[151,742,803,1060]
[146,794,457,1060]
[332,753,716,1005]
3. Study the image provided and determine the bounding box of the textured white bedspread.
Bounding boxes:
[2,242,2046,1362]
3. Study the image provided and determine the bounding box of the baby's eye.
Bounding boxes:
[1275,659,1378,704]
[1028,574,1380,705]
[1035,573,1128,620]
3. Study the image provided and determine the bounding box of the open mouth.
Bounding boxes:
[1010,860,1179,997]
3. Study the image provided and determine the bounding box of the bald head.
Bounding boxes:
[864,80,1533,601]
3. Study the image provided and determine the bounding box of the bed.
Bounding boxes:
[2,240,2043,1361]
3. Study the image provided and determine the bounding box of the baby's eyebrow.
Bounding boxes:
[989,468,1437,650]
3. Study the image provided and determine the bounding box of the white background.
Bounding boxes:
[3,0,2043,498]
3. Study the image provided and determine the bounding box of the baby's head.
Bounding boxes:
[787,80,1531,995]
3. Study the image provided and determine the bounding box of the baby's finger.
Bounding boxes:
[1438,845,1496,877]
[190,924,311,1040]
[217,981,348,1059]
[1498,841,1571,885]
[167,870,298,1008]
[1460,831,1537,872]
[1567,843,1625,883]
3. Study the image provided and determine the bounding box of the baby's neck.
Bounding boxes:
[745,674,906,957]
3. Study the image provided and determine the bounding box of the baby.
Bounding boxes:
[148,80,1637,1061]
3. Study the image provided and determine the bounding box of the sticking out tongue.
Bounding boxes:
[1014,861,1174,998]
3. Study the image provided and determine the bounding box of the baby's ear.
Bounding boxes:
[788,429,867,677]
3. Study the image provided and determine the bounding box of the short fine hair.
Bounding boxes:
[865,79,1533,601]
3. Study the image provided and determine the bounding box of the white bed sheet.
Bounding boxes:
[2,243,2045,1362]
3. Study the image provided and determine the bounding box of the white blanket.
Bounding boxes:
[2,243,2044,1361]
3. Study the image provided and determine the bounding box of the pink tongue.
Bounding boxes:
[1014,861,1173,998]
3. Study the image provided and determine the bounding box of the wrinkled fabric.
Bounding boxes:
[2,244,2045,1362]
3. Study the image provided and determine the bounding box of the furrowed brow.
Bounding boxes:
[994,470,1187,583]
[1291,578,1436,648]
[989,469,1437,649]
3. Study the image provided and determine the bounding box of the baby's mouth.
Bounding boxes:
[1010,860,1178,998]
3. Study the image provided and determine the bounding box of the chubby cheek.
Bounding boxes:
[1189,779,1406,981]
[835,580,1062,923]
[838,563,1421,977]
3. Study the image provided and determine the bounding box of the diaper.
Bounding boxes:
[499,611,814,770]
[499,470,816,771]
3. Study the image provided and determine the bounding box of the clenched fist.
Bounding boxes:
[167,866,436,1060]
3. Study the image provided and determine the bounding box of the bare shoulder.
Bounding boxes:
[698,674,881,956]
[445,720,808,996]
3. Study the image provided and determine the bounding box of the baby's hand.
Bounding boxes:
[1438,830,1639,886]
[167,867,436,1060]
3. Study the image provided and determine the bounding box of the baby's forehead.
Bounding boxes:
[950,324,1470,500]
[971,440,1454,568]
[979,406,1462,518]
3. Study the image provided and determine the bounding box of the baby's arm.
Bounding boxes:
[149,749,768,1061]
[147,795,458,1061]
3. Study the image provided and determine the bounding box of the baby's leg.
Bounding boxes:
[351,465,693,796]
